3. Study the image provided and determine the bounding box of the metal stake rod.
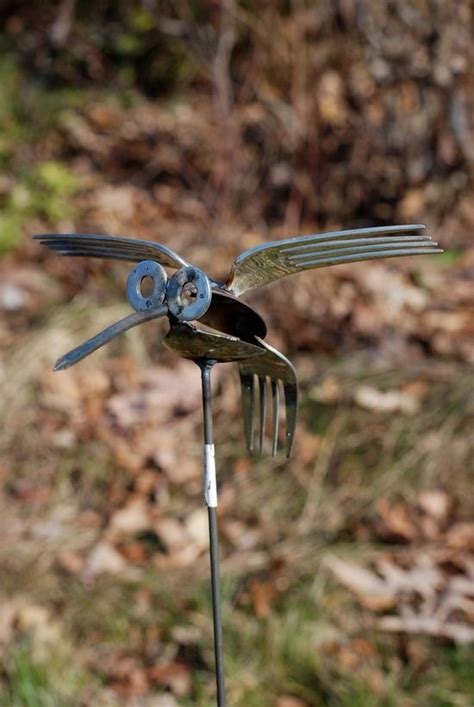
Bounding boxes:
[198,359,227,707]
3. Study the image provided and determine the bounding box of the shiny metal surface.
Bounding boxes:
[225,224,442,295]
[53,304,168,371]
[35,223,442,455]
[126,260,167,312]
[34,233,189,269]
[238,338,298,457]
[166,266,212,322]
[163,322,264,363]
[200,290,267,340]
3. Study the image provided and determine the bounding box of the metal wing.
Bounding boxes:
[225,224,442,296]
[33,233,189,270]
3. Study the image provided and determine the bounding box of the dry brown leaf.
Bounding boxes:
[353,385,421,415]
[106,361,209,429]
[153,517,189,552]
[249,577,279,618]
[397,189,426,220]
[375,556,442,598]
[222,519,262,550]
[119,541,147,564]
[375,498,418,542]
[296,429,322,465]
[57,549,84,574]
[108,656,150,696]
[0,598,60,649]
[447,523,474,551]
[149,662,192,697]
[378,613,474,645]
[184,508,209,551]
[418,490,451,522]
[145,696,178,707]
[108,499,151,537]
[334,638,379,671]
[309,376,342,404]
[276,697,309,707]
[325,556,397,611]
[83,540,128,578]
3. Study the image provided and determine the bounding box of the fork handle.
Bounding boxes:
[198,360,227,707]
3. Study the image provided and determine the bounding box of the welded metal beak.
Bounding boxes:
[54,260,214,371]
[53,304,168,370]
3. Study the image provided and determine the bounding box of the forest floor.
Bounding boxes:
[1,6,474,704]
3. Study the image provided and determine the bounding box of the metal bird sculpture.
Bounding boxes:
[34,224,441,457]
[34,224,441,706]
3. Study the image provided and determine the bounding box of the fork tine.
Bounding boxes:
[239,339,298,457]
[240,372,256,452]
[271,379,280,456]
[45,247,151,262]
[34,234,188,268]
[284,235,437,258]
[38,242,158,260]
[287,246,442,271]
[258,376,267,453]
[284,382,298,457]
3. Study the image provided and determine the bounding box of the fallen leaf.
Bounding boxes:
[276,697,309,707]
[153,517,189,552]
[57,550,84,574]
[309,376,342,404]
[325,556,397,611]
[375,498,418,543]
[375,556,442,598]
[249,577,278,618]
[109,499,151,536]
[119,541,147,564]
[447,523,474,551]
[354,385,421,415]
[145,697,178,707]
[149,662,191,697]
[334,638,378,671]
[418,490,451,522]
[83,541,127,578]
[184,508,209,550]
[378,614,474,645]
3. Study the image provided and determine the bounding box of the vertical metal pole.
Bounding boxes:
[199,359,227,707]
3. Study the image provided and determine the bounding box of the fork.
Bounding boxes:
[239,338,298,457]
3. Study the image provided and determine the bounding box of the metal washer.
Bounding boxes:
[167,266,212,321]
[126,260,167,312]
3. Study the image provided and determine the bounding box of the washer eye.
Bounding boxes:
[167,266,212,321]
[127,260,168,312]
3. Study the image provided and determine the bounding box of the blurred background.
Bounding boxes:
[0,2,473,705]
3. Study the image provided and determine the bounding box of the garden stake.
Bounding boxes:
[199,359,226,705]
[35,224,441,704]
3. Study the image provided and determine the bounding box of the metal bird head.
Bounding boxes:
[35,224,442,456]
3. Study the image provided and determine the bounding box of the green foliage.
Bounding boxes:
[0,212,22,253]
[0,640,90,707]
[131,8,156,33]
[434,248,464,266]
[0,57,24,165]
[0,161,78,253]
[0,53,83,253]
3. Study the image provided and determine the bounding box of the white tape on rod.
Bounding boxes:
[204,443,218,507]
